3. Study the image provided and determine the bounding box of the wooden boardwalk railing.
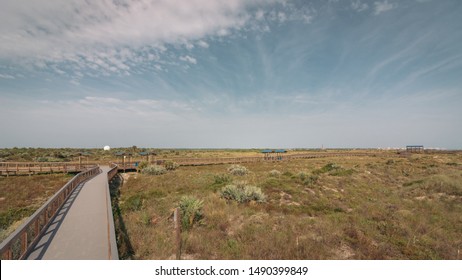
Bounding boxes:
[107,163,118,181]
[113,151,394,171]
[0,167,100,260]
[0,162,97,176]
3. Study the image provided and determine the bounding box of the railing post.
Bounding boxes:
[7,248,13,260]
[34,219,39,239]
[21,231,27,256]
[173,208,181,260]
[44,208,48,224]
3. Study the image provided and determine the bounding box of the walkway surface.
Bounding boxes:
[27,166,118,260]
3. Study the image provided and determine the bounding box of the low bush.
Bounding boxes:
[141,165,166,175]
[137,161,149,170]
[294,172,318,186]
[213,174,232,185]
[220,183,266,203]
[228,165,249,176]
[179,196,204,231]
[313,163,341,174]
[165,160,179,171]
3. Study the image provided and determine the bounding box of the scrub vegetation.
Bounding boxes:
[114,151,462,260]
[0,174,72,242]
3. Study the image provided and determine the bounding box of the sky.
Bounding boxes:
[0,0,461,149]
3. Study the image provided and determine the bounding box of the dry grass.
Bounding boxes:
[115,151,462,260]
[0,173,72,242]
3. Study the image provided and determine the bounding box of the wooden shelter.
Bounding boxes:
[261,149,287,160]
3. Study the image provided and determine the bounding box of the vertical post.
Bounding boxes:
[21,231,28,256]
[44,208,48,224]
[7,248,13,260]
[34,219,39,238]
[173,208,181,260]
[79,156,82,170]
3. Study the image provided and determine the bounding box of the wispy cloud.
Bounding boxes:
[179,55,197,64]
[351,1,369,12]
[0,0,314,79]
[197,40,209,48]
[0,74,15,79]
[374,1,396,15]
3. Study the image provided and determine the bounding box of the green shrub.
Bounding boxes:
[213,174,232,185]
[137,161,149,170]
[313,163,348,176]
[269,170,282,177]
[141,164,166,175]
[296,172,309,181]
[293,172,318,186]
[227,164,249,176]
[220,183,266,203]
[178,196,204,230]
[321,163,341,173]
[164,160,179,171]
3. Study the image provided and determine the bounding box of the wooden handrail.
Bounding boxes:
[107,163,118,181]
[0,166,101,260]
[0,161,98,176]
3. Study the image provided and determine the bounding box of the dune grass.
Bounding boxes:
[115,152,462,259]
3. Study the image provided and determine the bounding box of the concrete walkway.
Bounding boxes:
[27,166,118,260]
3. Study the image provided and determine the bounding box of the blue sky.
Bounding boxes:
[0,0,461,149]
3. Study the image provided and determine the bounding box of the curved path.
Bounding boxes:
[26,166,118,260]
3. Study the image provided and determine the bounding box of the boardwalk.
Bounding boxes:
[0,162,97,176]
[25,166,118,260]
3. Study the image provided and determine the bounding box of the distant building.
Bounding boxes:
[406,145,424,153]
[103,146,111,151]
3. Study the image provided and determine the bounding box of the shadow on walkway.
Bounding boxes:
[109,174,135,259]
[26,182,85,259]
